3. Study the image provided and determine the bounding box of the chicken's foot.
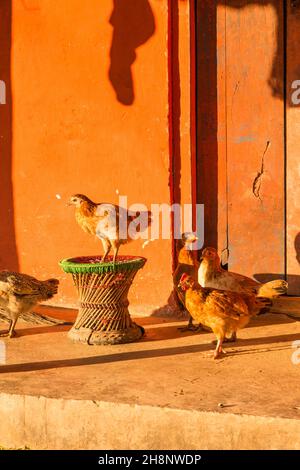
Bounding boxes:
[212,331,237,344]
[101,239,111,263]
[214,338,226,359]
[112,246,119,265]
[224,332,237,343]
[101,251,110,263]
[178,316,202,332]
[0,331,9,337]
[0,319,17,338]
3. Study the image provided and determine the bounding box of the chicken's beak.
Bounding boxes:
[178,281,187,291]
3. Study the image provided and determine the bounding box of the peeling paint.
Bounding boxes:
[234,135,255,144]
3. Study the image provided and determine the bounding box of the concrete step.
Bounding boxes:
[0,307,300,449]
[0,392,300,450]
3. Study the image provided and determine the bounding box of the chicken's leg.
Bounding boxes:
[111,241,119,264]
[214,336,226,359]
[213,331,237,345]
[178,315,203,332]
[0,318,18,338]
[224,332,237,343]
[8,318,18,337]
[101,239,111,263]
[174,291,202,332]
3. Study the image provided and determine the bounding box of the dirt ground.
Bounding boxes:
[0,306,300,421]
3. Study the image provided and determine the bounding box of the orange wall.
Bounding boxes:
[3,0,188,313]
[2,1,298,307]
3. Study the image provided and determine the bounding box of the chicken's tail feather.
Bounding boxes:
[258,280,288,298]
[255,296,273,315]
[20,311,71,325]
[0,308,72,326]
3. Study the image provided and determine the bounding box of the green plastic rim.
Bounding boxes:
[59,255,147,274]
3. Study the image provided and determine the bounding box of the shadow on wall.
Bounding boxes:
[197,0,300,256]
[0,1,18,271]
[108,0,295,108]
[221,0,285,99]
[219,0,300,103]
[109,0,155,105]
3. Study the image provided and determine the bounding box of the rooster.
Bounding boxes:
[68,194,152,263]
[178,273,260,359]
[198,247,288,298]
[173,233,200,331]
[0,272,59,338]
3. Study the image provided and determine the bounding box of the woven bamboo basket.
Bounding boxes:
[59,255,146,345]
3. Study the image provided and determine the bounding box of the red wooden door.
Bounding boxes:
[286,1,300,294]
[196,1,291,289]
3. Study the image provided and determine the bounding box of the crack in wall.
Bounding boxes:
[252,140,271,201]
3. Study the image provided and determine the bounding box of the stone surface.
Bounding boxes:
[0,306,300,449]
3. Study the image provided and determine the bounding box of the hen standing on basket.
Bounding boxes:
[68,194,152,263]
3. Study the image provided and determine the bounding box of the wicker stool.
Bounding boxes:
[59,255,146,345]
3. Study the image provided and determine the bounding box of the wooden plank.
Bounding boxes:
[271,297,300,319]
[196,1,228,257]
[224,2,285,280]
[286,2,300,295]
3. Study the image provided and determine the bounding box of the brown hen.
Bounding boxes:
[178,273,261,359]
[0,272,59,338]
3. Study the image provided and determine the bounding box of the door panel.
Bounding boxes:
[225,2,285,280]
[197,1,286,281]
[286,1,300,294]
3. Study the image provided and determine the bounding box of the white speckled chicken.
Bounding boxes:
[68,194,152,263]
[198,247,288,298]
[0,272,59,338]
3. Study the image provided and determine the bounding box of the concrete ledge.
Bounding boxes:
[1,310,300,450]
[0,392,299,450]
